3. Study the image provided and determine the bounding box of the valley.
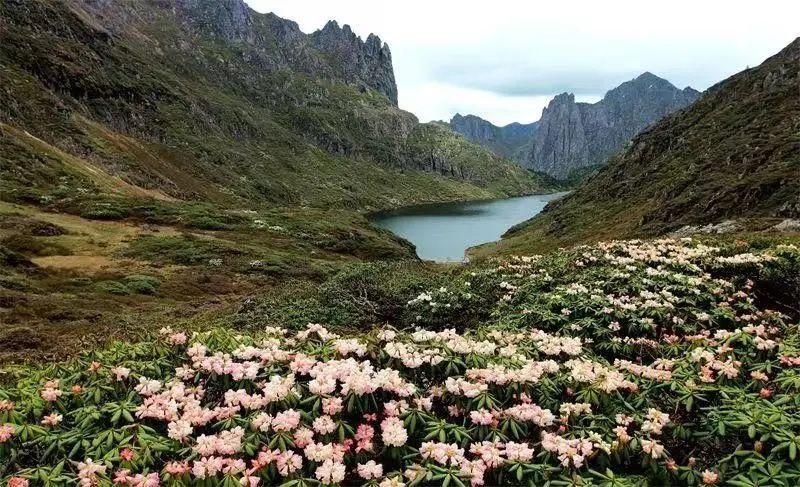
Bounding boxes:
[0,1,798,486]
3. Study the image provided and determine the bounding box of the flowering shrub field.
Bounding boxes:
[1,238,799,486]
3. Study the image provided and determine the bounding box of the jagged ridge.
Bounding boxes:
[527,73,700,179]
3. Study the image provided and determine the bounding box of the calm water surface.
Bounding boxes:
[370,193,567,262]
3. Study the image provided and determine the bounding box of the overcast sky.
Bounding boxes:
[246,0,799,126]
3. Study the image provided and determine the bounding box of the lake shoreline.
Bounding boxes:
[365,190,568,219]
[369,192,569,262]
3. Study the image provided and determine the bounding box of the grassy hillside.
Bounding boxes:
[478,38,799,256]
[0,0,549,213]
[0,197,426,363]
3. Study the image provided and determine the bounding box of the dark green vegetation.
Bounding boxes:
[485,38,800,255]
[0,200,419,363]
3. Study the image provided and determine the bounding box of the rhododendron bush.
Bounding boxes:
[1,238,799,486]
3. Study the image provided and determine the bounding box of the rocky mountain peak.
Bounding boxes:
[550,92,576,105]
[450,72,700,180]
[310,20,397,105]
[633,71,666,84]
[605,72,681,99]
[517,37,800,243]
[524,75,700,179]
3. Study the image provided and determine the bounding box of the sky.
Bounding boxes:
[246,0,800,126]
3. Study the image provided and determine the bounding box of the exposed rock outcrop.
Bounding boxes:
[526,73,700,179]
[772,220,800,233]
[310,21,397,105]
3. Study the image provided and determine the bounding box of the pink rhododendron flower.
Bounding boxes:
[7,478,29,487]
[702,470,720,485]
[77,458,108,487]
[41,413,63,427]
[192,456,224,479]
[314,460,346,485]
[110,367,131,381]
[380,416,408,447]
[0,423,16,443]
[357,460,383,479]
[275,451,303,476]
[272,409,302,431]
[164,461,190,476]
[40,380,62,402]
[313,415,337,435]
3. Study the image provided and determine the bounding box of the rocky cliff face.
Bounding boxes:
[526,93,590,178]
[449,114,538,160]
[526,73,700,179]
[310,21,397,105]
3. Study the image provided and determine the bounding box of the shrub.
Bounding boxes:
[1,234,70,257]
[80,203,130,220]
[0,245,36,269]
[123,235,239,266]
[123,275,161,295]
[185,216,232,231]
[95,280,132,295]
[1,238,799,487]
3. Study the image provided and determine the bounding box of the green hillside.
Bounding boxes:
[0,0,549,213]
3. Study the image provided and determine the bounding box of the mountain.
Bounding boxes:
[0,0,548,212]
[451,73,700,180]
[527,73,701,179]
[449,114,538,160]
[482,38,800,255]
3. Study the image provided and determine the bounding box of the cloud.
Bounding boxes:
[430,66,640,97]
[398,82,602,126]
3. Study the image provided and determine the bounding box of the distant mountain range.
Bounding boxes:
[0,0,549,212]
[450,73,701,179]
[449,115,539,162]
[486,37,800,254]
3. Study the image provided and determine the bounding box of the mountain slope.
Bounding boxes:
[484,38,800,255]
[0,0,547,212]
[449,114,538,161]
